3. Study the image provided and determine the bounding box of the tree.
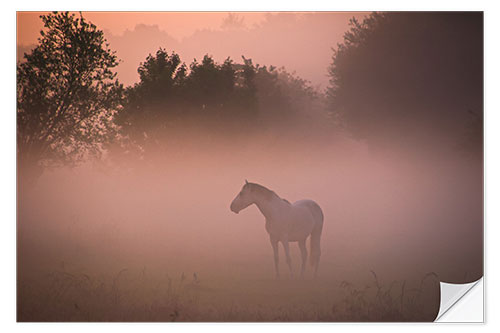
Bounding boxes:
[328,12,483,153]
[116,50,327,160]
[115,49,186,149]
[251,61,326,133]
[17,12,123,185]
[116,52,260,157]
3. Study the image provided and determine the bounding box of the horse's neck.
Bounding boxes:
[254,193,288,221]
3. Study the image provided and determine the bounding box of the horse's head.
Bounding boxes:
[230,180,255,214]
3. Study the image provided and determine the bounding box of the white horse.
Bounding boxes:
[230,181,324,278]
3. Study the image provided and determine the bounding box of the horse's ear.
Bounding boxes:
[245,179,248,185]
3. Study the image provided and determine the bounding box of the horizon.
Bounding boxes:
[17,11,368,88]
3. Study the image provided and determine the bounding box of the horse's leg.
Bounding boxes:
[282,237,293,279]
[298,239,307,278]
[270,235,280,279]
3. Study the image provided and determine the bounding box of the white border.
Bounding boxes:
[3,0,499,331]
[8,0,497,11]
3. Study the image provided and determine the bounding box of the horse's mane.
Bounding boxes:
[248,183,290,204]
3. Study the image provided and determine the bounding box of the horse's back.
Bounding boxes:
[293,199,324,225]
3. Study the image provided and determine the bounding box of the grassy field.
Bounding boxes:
[18,266,439,322]
[17,154,478,323]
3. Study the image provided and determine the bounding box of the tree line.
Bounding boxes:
[327,12,483,153]
[115,50,325,155]
[17,11,483,186]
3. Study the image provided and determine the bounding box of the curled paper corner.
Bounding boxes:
[435,277,483,322]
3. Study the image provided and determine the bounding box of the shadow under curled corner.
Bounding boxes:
[434,277,484,322]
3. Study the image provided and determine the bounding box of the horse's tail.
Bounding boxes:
[306,201,324,268]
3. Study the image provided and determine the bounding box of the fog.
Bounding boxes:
[18,131,482,321]
[95,12,367,88]
[16,11,482,322]
[18,12,365,88]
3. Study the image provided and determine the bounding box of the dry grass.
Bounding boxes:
[335,271,439,321]
[18,267,439,322]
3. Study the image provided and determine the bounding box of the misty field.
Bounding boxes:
[17,138,481,322]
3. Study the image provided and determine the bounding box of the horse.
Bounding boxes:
[230,180,324,278]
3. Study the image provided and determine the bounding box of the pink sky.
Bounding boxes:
[17,12,269,44]
[17,11,367,87]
